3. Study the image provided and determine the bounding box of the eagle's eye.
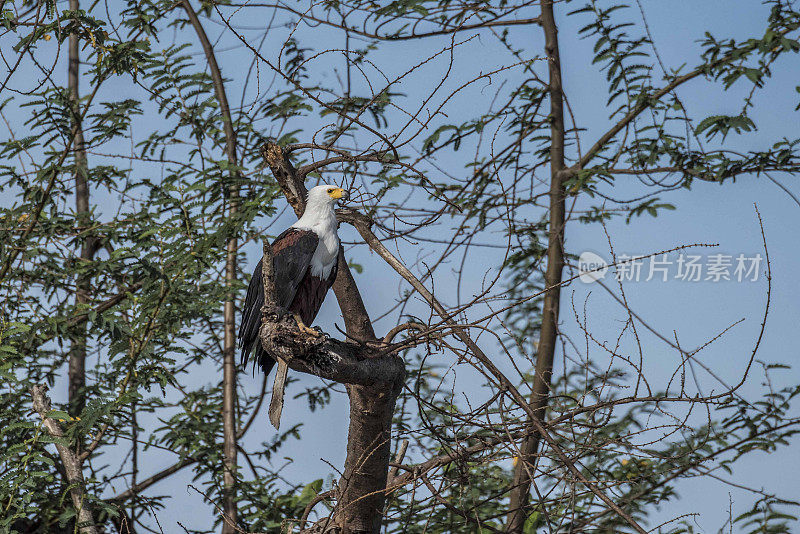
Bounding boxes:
[328,188,335,194]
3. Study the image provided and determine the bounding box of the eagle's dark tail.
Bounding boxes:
[249,344,276,377]
[238,257,277,376]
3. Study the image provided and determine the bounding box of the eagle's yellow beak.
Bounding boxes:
[328,187,347,200]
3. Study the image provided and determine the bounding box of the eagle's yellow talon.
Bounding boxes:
[292,313,320,338]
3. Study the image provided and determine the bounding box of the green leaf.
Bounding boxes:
[297,479,323,507]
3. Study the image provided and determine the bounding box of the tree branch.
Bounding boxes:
[67,0,93,418]
[507,1,567,530]
[235,3,540,41]
[574,26,796,172]
[107,457,197,503]
[259,316,404,388]
[30,385,99,534]
[344,218,648,534]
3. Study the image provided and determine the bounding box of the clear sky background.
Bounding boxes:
[4,0,799,532]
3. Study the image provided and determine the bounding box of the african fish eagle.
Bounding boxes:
[238,184,347,375]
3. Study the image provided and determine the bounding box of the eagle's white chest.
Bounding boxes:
[292,209,339,279]
[310,228,339,278]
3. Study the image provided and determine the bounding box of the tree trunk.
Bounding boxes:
[180,3,241,530]
[332,252,398,533]
[67,0,92,417]
[506,1,567,531]
[327,248,395,533]
[337,383,400,533]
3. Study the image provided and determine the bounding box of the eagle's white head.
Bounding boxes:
[292,184,348,234]
[306,184,347,207]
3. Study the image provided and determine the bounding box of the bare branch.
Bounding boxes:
[347,218,649,534]
[107,457,197,504]
[30,385,99,534]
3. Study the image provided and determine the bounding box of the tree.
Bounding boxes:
[1,1,799,533]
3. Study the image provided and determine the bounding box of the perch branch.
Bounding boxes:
[260,238,290,430]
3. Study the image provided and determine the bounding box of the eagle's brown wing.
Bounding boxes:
[238,228,318,374]
[289,251,338,326]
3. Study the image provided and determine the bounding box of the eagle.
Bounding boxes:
[238,184,347,376]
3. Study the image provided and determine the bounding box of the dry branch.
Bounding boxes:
[346,218,648,534]
[30,385,98,534]
[258,314,404,390]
